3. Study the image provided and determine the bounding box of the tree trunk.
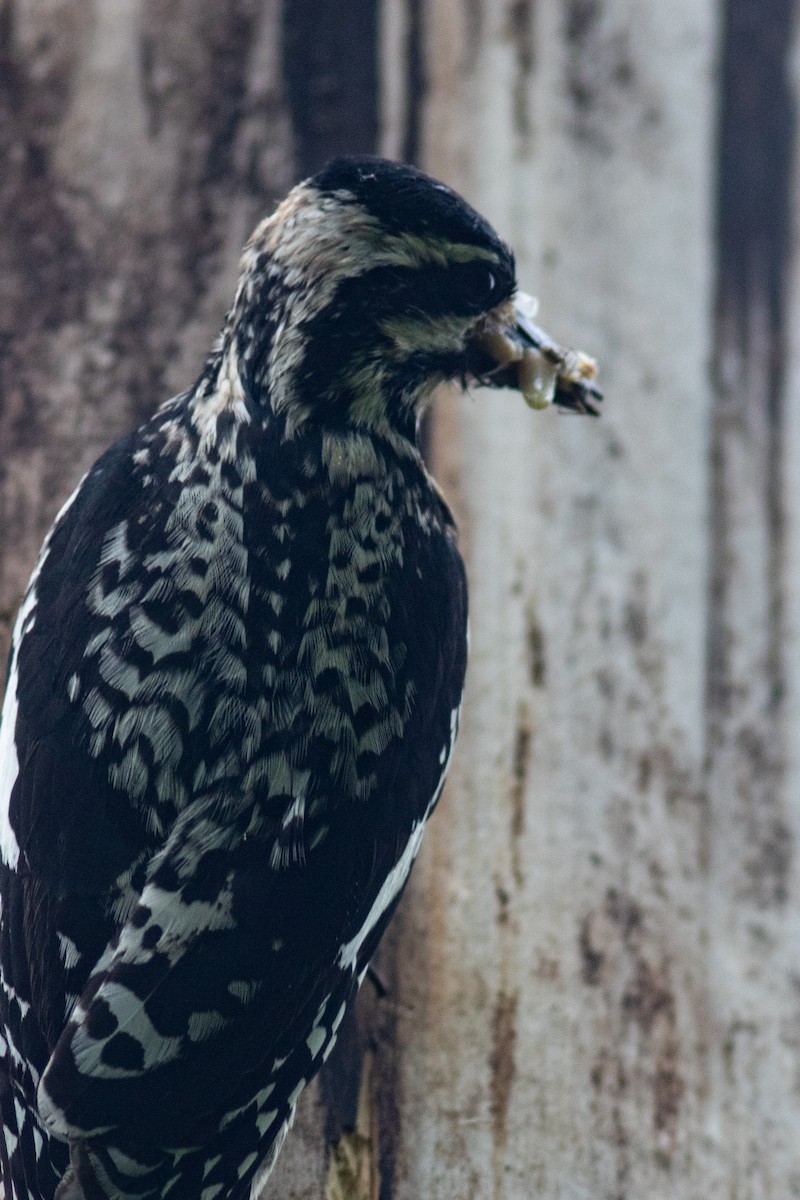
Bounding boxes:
[2,2,800,1199]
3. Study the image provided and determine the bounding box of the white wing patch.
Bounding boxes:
[0,480,84,869]
[336,818,426,973]
[0,648,24,870]
[336,700,461,973]
[248,1112,291,1200]
[0,566,46,869]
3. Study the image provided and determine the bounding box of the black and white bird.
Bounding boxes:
[0,157,600,1200]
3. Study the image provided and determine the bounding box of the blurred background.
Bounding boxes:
[1,1,798,1197]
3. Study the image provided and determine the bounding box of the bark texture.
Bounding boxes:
[2,1,799,1198]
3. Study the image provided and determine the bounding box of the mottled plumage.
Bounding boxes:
[0,157,600,1200]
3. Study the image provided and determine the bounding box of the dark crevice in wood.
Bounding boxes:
[488,989,518,1149]
[709,0,794,711]
[281,0,379,181]
[509,704,531,890]
[318,1001,366,1143]
[370,933,404,1200]
[715,1,794,350]
[402,0,425,166]
[707,0,795,904]
[317,923,404,1199]
[508,0,535,137]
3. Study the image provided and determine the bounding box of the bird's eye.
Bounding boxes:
[474,266,496,298]
[458,262,500,310]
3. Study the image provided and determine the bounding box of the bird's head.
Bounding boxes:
[221,157,600,441]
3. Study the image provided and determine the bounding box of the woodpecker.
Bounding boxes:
[0,157,600,1200]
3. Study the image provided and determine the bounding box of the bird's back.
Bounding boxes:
[0,390,468,1200]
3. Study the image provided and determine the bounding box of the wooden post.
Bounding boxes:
[2,2,800,1197]
[383,0,800,1197]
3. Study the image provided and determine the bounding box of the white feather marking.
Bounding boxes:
[218,1082,274,1133]
[203,1155,223,1180]
[57,932,81,969]
[336,701,461,974]
[0,479,84,869]
[336,819,427,972]
[236,1153,258,1180]
[248,1113,286,1198]
[331,1002,346,1034]
[322,1035,338,1063]
[187,1009,227,1043]
[0,588,36,869]
[306,1026,326,1058]
[0,710,21,869]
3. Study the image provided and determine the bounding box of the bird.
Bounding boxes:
[0,156,601,1200]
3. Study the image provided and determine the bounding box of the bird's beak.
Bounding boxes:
[474,291,602,415]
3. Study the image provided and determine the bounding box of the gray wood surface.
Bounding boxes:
[1,2,798,1197]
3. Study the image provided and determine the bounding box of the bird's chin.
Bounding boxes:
[468,292,603,416]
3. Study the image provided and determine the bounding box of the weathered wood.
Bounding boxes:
[0,0,293,662]
[2,1,800,1197]
[387,0,800,1197]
